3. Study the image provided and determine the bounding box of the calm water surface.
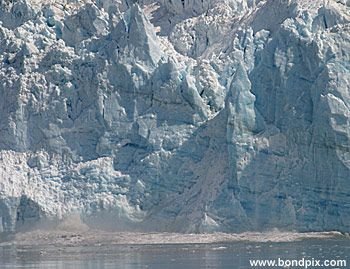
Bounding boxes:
[0,238,349,269]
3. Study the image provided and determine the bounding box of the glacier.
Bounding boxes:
[0,0,349,235]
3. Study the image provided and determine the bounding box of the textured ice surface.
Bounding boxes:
[0,0,349,234]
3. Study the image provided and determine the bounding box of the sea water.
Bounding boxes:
[0,238,349,269]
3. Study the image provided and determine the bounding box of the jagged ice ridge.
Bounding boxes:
[0,0,350,234]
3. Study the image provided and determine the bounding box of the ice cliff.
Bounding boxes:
[0,0,350,234]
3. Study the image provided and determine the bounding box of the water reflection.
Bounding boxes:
[0,238,349,269]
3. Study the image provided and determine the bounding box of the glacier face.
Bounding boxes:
[0,0,350,234]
